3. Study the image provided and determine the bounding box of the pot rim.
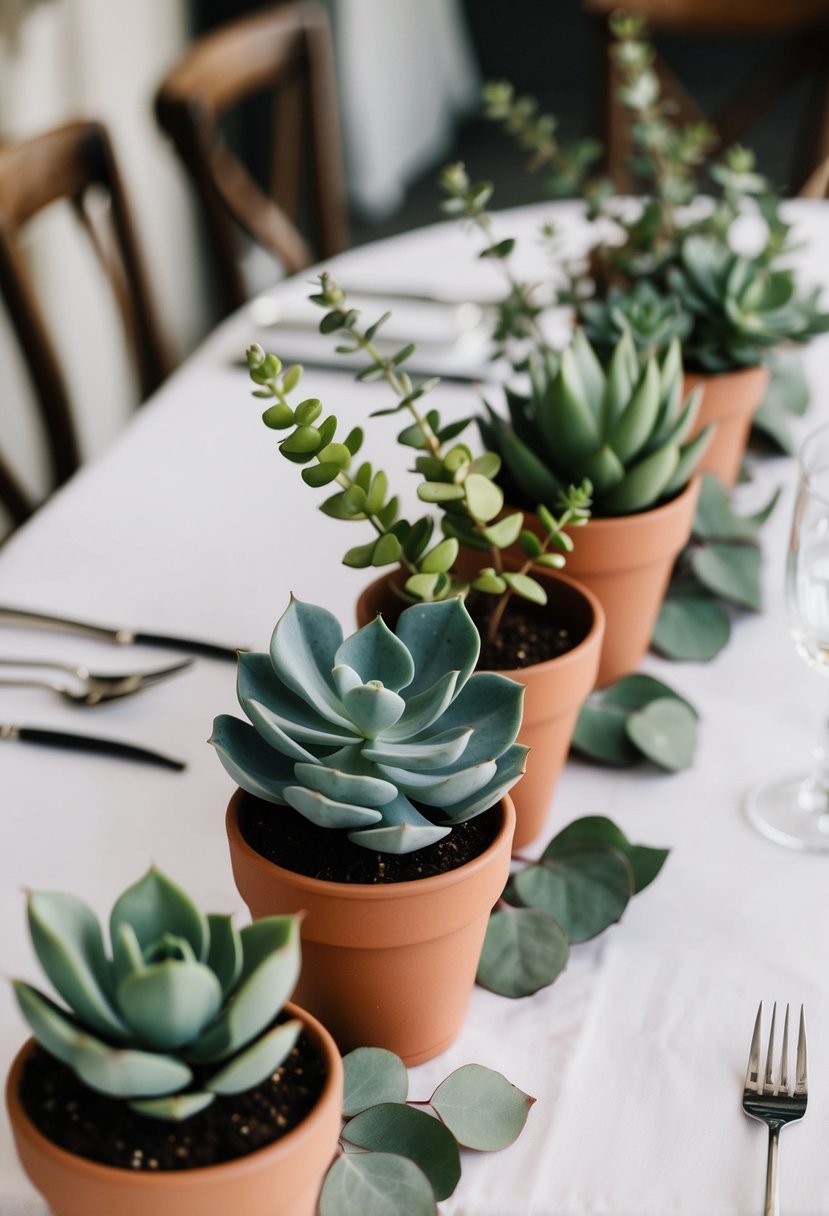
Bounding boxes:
[683,362,770,384]
[5,1002,342,1190]
[227,791,516,902]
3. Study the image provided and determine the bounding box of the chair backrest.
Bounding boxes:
[155,1,348,319]
[583,0,829,194]
[0,119,173,530]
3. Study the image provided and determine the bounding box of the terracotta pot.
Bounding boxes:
[6,1006,343,1216]
[227,792,515,1066]
[684,364,770,487]
[515,477,700,686]
[356,567,604,850]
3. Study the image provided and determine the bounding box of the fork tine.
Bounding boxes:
[745,1002,763,1091]
[795,1005,808,1095]
[134,658,194,687]
[763,1002,777,1092]
[779,1004,790,1094]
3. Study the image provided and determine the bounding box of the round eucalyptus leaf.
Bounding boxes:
[431,1063,535,1150]
[544,816,669,893]
[626,697,697,770]
[319,1152,436,1216]
[691,543,762,611]
[514,849,632,943]
[476,906,569,998]
[603,673,697,716]
[652,595,730,661]
[343,1047,409,1115]
[343,1104,460,1201]
[572,700,639,767]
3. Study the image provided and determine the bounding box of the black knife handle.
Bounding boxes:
[16,728,186,771]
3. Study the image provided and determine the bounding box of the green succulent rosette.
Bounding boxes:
[14,870,302,1120]
[211,596,528,854]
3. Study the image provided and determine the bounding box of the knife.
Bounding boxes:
[0,724,185,770]
[0,606,244,662]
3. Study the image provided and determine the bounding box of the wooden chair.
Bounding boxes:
[584,0,829,195]
[0,120,173,530]
[155,2,349,320]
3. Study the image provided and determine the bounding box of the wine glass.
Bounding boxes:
[746,422,829,851]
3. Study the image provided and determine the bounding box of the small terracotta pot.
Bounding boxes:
[6,1006,343,1216]
[515,478,700,686]
[227,792,515,1066]
[684,364,770,487]
[356,567,604,850]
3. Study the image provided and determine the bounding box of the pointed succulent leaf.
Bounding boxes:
[334,615,415,691]
[348,791,450,853]
[414,672,524,770]
[581,444,625,494]
[245,699,318,762]
[570,327,605,419]
[377,759,497,807]
[13,981,86,1067]
[405,572,441,600]
[130,1092,214,1121]
[332,664,363,699]
[210,715,294,804]
[269,598,344,721]
[110,869,208,965]
[382,670,460,740]
[602,331,638,431]
[189,917,300,1061]
[293,761,397,806]
[72,1034,193,1099]
[609,357,661,463]
[493,422,566,507]
[539,350,599,467]
[206,914,243,998]
[600,444,679,514]
[343,683,406,736]
[284,785,384,828]
[661,427,712,498]
[395,598,480,696]
[443,744,528,823]
[27,892,127,1041]
[112,922,145,992]
[207,1019,301,1095]
[238,652,358,744]
[116,961,223,1050]
[363,726,473,770]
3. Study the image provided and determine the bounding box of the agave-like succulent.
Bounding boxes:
[580,280,691,359]
[667,235,829,373]
[479,329,711,516]
[211,596,527,855]
[13,869,301,1121]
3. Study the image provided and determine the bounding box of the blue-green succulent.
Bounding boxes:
[13,869,301,1121]
[211,596,527,855]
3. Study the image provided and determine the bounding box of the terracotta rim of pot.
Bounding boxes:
[684,364,770,423]
[227,791,516,912]
[6,1002,343,1192]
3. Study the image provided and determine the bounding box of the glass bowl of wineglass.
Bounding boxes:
[747,422,829,850]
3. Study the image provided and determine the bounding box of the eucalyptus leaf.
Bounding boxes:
[545,816,669,893]
[343,1047,409,1115]
[320,1153,437,1216]
[343,1104,461,1201]
[513,849,632,942]
[626,697,697,770]
[430,1064,535,1150]
[691,543,762,610]
[652,595,731,661]
[476,905,569,997]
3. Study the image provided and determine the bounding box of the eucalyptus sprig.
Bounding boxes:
[320,1048,533,1214]
[246,278,592,645]
[477,815,669,998]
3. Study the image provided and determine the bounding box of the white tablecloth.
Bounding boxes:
[2,201,829,1215]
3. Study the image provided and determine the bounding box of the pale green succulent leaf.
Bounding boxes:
[210,715,293,804]
[570,327,606,419]
[465,473,504,523]
[490,420,566,507]
[110,870,208,966]
[343,684,406,737]
[117,961,223,1050]
[130,1092,215,1121]
[207,1019,301,1095]
[581,444,625,494]
[395,598,480,696]
[600,444,679,514]
[381,670,460,740]
[238,652,358,744]
[483,512,523,548]
[335,615,415,692]
[662,427,712,498]
[348,792,450,853]
[13,981,85,1067]
[420,537,459,574]
[443,744,529,823]
[540,350,600,467]
[269,597,345,722]
[363,726,473,771]
[27,892,127,1041]
[72,1034,193,1099]
[293,760,397,806]
[412,672,524,770]
[245,699,319,762]
[502,572,546,605]
[112,923,145,992]
[602,330,638,430]
[332,663,363,699]
[609,357,661,463]
[283,785,384,828]
[206,914,243,998]
[379,759,497,808]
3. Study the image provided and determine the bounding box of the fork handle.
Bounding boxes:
[765,1125,780,1216]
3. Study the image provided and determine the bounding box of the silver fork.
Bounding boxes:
[0,656,194,705]
[742,1002,808,1216]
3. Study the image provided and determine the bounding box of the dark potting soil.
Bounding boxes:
[240,795,502,883]
[18,1025,327,1172]
[468,590,585,671]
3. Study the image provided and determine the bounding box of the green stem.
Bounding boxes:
[485,506,578,645]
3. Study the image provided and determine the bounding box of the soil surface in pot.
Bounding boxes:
[18,1022,327,1172]
[240,796,501,884]
[467,590,585,671]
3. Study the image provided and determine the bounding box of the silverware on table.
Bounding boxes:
[0,606,243,661]
[0,724,185,770]
[0,656,193,705]
[742,1002,808,1216]
[231,352,494,386]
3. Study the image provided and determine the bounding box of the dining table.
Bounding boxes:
[2,197,829,1216]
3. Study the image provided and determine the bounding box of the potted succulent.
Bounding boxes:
[6,868,343,1216]
[477,327,711,684]
[213,594,525,1065]
[243,311,605,849]
[479,14,829,484]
